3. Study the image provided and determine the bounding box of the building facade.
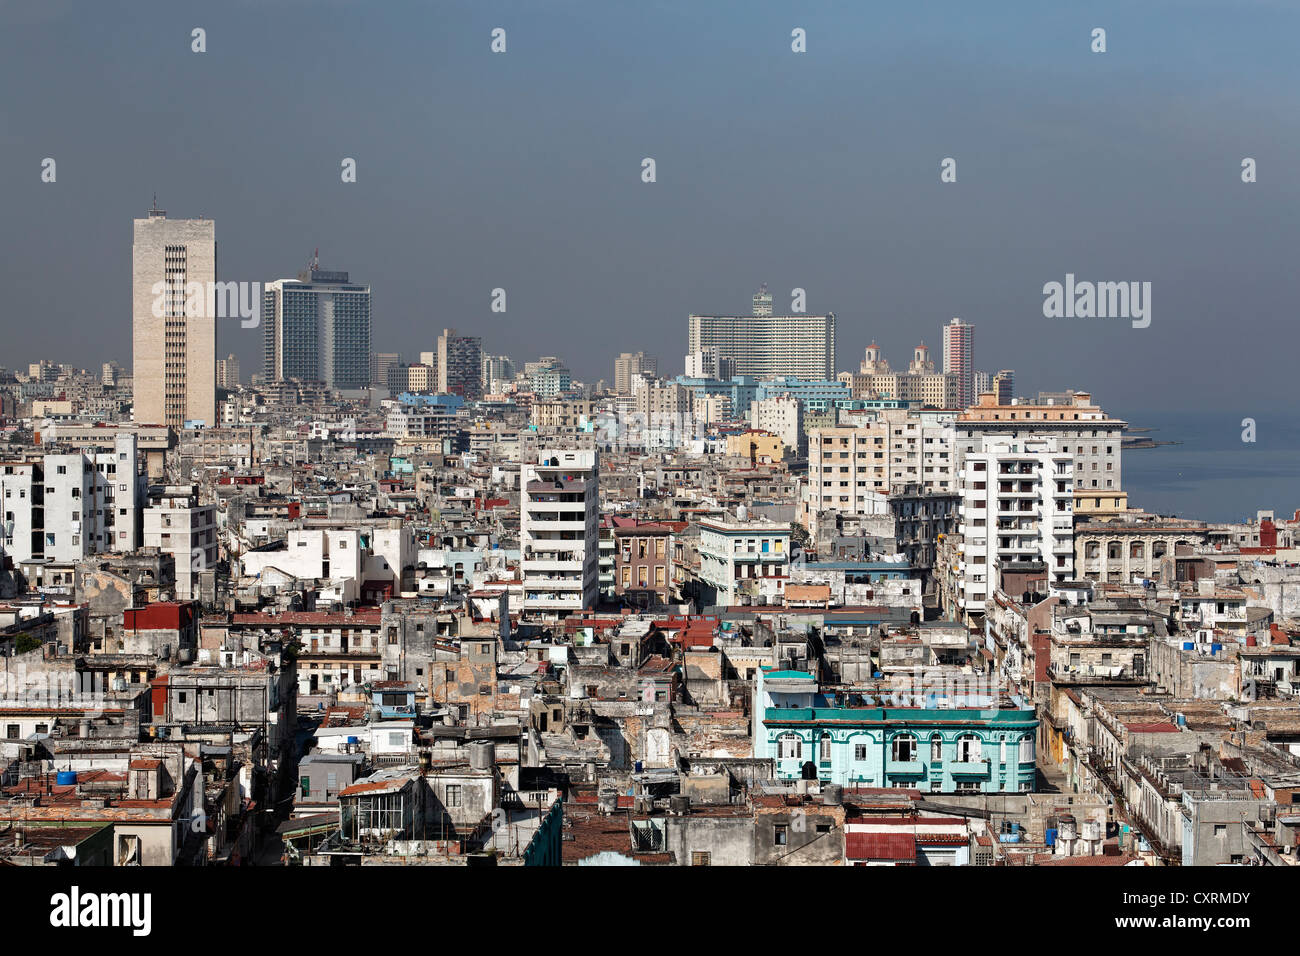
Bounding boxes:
[437,328,483,401]
[753,670,1038,793]
[520,449,600,617]
[956,437,1074,619]
[263,267,371,390]
[942,317,975,409]
[688,295,835,380]
[132,208,217,427]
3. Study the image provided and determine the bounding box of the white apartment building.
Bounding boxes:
[0,435,144,565]
[749,394,805,457]
[239,522,412,606]
[956,438,1074,619]
[697,520,790,608]
[684,347,735,381]
[521,449,599,617]
[385,403,458,440]
[955,391,1125,495]
[143,484,217,601]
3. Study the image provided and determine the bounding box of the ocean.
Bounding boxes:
[1119,409,1300,524]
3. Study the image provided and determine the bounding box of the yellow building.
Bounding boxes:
[726,430,784,464]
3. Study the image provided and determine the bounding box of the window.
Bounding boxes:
[5,725,19,739]
[691,851,711,866]
[778,733,801,759]
[774,824,788,846]
[956,734,982,762]
[1019,737,1034,763]
[445,785,462,807]
[300,777,311,797]
[854,743,867,761]
[819,733,832,762]
[931,735,943,761]
[891,733,917,762]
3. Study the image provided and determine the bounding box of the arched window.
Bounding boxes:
[930,734,943,761]
[1107,542,1121,560]
[819,733,832,762]
[778,733,801,760]
[1085,541,1099,559]
[891,733,918,762]
[956,733,982,763]
[1130,542,1144,560]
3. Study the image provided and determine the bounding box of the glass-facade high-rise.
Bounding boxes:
[263,267,371,389]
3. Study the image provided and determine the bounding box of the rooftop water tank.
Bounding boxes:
[56,771,77,786]
[470,741,496,771]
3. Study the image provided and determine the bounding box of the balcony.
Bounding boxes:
[1047,663,1142,683]
[948,758,990,776]
[885,758,925,776]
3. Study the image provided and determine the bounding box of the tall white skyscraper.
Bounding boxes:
[132,205,216,426]
[943,317,975,409]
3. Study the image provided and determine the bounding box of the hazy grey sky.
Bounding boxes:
[3,0,1297,412]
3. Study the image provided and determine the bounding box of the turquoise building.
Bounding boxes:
[753,669,1038,794]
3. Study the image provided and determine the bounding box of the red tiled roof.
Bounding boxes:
[1124,721,1181,734]
[846,832,916,862]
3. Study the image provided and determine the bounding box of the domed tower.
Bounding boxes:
[860,341,890,374]
[909,341,934,374]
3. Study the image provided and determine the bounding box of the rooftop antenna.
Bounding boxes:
[309,247,319,273]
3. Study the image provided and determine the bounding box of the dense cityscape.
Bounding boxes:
[1,216,1296,872]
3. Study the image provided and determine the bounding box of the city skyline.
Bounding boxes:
[4,1,1299,412]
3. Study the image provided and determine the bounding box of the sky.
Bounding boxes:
[2,0,1298,416]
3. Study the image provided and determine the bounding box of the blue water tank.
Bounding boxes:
[634,761,643,773]
[347,736,359,745]
[1045,827,1058,846]
[1210,643,1222,655]
[56,771,77,786]
[1182,641,1194,651]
